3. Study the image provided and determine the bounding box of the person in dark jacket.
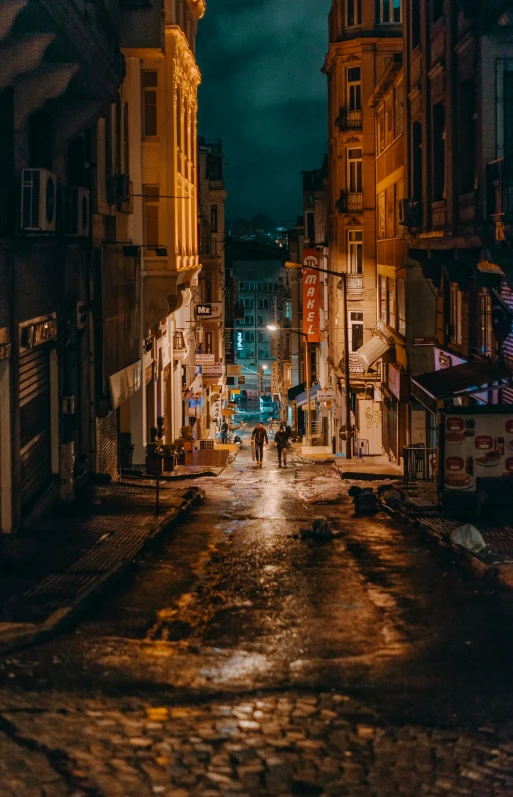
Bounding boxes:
[252,422,268,467]
[274,425,289,467]
[220,421,229,444]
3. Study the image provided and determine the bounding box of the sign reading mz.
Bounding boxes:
[196,304,212,317]
[302,249,320,343]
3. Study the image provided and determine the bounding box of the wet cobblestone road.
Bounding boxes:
[2,443,513,796]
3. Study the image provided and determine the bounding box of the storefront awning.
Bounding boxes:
[295,383,321,407]
[411,361,511,414]
[288,382,305,402]
[356,335,392,370]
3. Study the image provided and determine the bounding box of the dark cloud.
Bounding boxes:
[197,0,331,222]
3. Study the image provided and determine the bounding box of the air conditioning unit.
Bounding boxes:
[398,199,422,229]
[21,168,57,232]
[107,173,130,205]
[61,187,90,237]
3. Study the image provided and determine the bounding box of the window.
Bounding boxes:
[397,279,406,336]
[239,282,245,291]
[203,271,213,302]
[378,192,386,238]
[258,298,270,309]
[386,184,395,238]
[243,297,253,308]
[433,104,446,201]
[347,0,362,25]
[348,230,363,274]
[142,71,158,137]
[395,179,405,237]
[258,315,264,326]
[244,314,254,326]
[412,121,423,201]
[347,67,361,111]
[347,148,362,192]
[244,331,255,342]
[210,204,218,233]
[432,0,443,23]
[394,80,404,138]
[385,93,394,148]
[379,275,388,323]
[450,284,462,345]
[377,105,386,155]
[459,81,477,194]
[388,278,396,329]
[478,289,493,356]
[375,0,401,23]
[143,185,159,246]
[350,312,364,351]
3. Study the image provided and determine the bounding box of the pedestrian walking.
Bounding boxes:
[251,422,268,468]
[220,421,229,444]
[274,425,289,468]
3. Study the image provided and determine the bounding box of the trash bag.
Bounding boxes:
[450,524,487,554]
[348,485,363,497]
[354,490,380,515]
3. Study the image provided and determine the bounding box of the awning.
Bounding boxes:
[411,361,511,414]
[288,382,305,402]
[356,335,392,370]
[295,383,321,407]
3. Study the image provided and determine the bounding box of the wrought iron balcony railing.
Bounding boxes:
[336,108,363,132]
[336,191,363,213]
[346,275,364,296]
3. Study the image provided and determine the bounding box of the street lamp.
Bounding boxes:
[267,324,311,446]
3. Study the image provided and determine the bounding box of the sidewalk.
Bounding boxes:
[402,487,513,591]
[0,480,203,654]
[333,455,403,480]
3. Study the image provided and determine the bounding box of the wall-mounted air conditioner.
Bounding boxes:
[61,187,90,237]
[107,173,130,205]
[21,168,57,232]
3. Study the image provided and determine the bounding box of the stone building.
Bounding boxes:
[323,0,403,456]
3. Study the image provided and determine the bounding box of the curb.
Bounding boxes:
[402,511,513,593]
[0,487,203,656]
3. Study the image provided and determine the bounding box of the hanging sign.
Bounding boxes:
[317,389,335,402]
[202,362,223,377]
[196,354,215,365]
[302,248,320,343]
[226,364,241,376]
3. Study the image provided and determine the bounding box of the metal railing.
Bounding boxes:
[347,275,364,296]
[336,109,363,131]
[336,191,363,213]
[403,446,436,487]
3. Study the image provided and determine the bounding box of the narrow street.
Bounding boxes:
[2,443,513,796]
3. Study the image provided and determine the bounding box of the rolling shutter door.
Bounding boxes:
[501,280,513,405]
[97,410,119,479]
[19,346,51,508]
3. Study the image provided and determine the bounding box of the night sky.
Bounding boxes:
[197,0,332,224]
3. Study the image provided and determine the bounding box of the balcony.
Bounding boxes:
[336,191,363,213]
[346,274,364,297]
[336,108,363,132]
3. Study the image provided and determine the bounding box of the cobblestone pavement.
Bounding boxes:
[2,440,513,795]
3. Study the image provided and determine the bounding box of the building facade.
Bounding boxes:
[324,0,403,456]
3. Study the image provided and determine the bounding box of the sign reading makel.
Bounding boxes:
[302,248,320,343]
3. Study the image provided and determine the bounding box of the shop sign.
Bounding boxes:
[413,336,435,346]
[443,409,513,493]
[202,362,223,377]
[388,363,409,401]
[317,389,335,403]
[196,354,215,365]
[302,249,320,343]
[227,364,241,376]
[19,315,58,349]
[196,304,213,317]
[238,375,246,384]
[271,362,279,392]
[212,399,222,420]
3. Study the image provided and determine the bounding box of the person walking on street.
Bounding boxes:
[274,425,288,468]
[220,421,229,444]
[252,422,268,468]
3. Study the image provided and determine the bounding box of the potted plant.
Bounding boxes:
[161,443,176,472]
[180,425,194,452]
[145,442,163,475]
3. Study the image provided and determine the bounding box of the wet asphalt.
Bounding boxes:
[2,428,513,795]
